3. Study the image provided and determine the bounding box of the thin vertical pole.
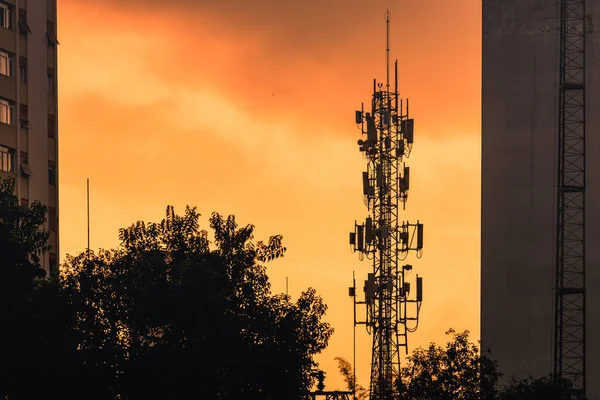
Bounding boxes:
[353,271,357,400]
[385,10,390,91]
[87,178,90,258]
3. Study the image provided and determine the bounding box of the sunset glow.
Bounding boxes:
[58,0,481,389]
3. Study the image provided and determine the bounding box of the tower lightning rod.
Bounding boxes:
[385,10,390,91]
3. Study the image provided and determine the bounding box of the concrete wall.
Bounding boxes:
[26,0,58,272]
[482,1,600,397]
[27,2,49,217]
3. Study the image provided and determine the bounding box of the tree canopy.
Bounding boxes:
[0,177,333,399]
[397,329,500,400]
[60,206,334,399]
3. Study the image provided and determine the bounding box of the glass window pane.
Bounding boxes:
[0,53,7,76]
[0,6,8,29]
[0,103,6,124]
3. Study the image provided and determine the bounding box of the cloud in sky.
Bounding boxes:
[61,0,481,138]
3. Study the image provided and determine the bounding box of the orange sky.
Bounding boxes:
[58,0,481,390]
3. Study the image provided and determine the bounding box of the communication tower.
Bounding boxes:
[348,11,424,400]
[554,0,586,396]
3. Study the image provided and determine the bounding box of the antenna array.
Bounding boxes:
[348,11,424,400]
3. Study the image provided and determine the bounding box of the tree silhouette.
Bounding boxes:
[61,206,333,399]
[0,177,48,297]
[397,329,579,400]
[336,356,369,399]
[0,177,81,398]
[396,329,500,400]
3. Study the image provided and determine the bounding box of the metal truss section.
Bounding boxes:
[554,0,586,396]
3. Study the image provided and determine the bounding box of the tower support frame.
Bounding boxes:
[554,0,586,395]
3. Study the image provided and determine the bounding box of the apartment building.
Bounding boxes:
[0,0,58,275]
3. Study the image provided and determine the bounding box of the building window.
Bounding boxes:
[47,20,59,46]
[47,67,55,92]
[18,8,30,35]
[0,98,13,125]
[0,3,12,29]
[0,145,15,172]
[19,151,32,176]
[19,56,26,83]
[0,49,13,77]
[48,207,56,231]
[20,197,28,207]
[48,114,55,138]
[20,163,32,176]
[19,103,30,130]
[48,160,56,185]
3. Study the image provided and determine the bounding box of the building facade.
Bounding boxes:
[0,0,58,275]
[482,1,600,397]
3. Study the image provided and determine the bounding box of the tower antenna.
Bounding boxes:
[349,12,424,400]
[385,10,391,91]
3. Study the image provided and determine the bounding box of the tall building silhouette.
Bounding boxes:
[482,1,600,397]
[0,1,59,275]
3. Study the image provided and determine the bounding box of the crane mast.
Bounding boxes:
[554,0,586,396]
[349,12,423,400]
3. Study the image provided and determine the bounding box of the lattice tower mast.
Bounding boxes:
[349,11,423,400]
[554,0,586,396]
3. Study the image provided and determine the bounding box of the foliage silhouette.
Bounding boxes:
[337,328,581,400]
[1,184,333,399]
[0,177,82,398]
[0,177,48,293]
[61,206,333,399]
[396,329,500,400]
[396,329,579,400]
[335,356,369,399]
